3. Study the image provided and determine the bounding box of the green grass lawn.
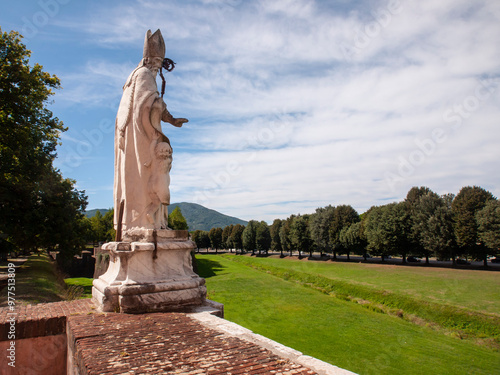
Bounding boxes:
[197,254,500,375]
[64,277,94,299]
[0,253,66,306]
[238,255,500,315]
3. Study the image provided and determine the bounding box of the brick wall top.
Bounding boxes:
[68,312,317,375]
[0,299,94,341]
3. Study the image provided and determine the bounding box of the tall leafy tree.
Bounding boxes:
[476,200,500,256]
[168,206,189,230]
[102,209,115,242]
[339,222,366,260]
[192,230,210,252]
[208,227,223,253]
[242,220,258,254]
[365,203,410,261]
[412,192,456,264]
[0,29,87,256]
[381,202,411,260]
[270,219,283,255]
[309,205,335,256]
[290,214,312,258]
[222,224,234,251]
[256,221,271,254]
[365,205,386,258]
[329,205,359,259]
[279,216,294,257]
[90,211,107,244]
[452,186,495,266]
[405,186,433,260]
[229,224,245,252]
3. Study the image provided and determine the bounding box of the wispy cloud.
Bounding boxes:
[15,0,499,220]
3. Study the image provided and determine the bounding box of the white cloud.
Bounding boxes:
[28,0,500,221]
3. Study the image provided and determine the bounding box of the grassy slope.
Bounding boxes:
[243,256,500,315]
[197,254,500,375]
[0,253,66,306]
[64,277,94,299]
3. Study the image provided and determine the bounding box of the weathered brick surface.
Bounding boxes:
[0,299,94,341]
[68,312,317,375]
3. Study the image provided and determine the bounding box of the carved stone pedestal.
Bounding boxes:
[92,229,207,313]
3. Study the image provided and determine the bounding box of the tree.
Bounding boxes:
[412,192,456,264]
[208,227,223,253]
[222,224,233,251]
[279,216,294,257]
[476,200,500,255]
[102,209,115,242]
[191,230,202,251]
[192,230,210,252]
[90,211,106,245]
[0,29,87,255]
[405,186,433,261]
[290,215,312,258]
[270,219,283,256]
[309,205,335,257]
[339,222,366,260]
[384,202,412,262]
[242,220,258,254]
[256,221,271,254]
[35,169,88,265]
[365,203,410,261]
[229,224,245,252]
[452,186,496,266]
[329,205,359,260]
[365,205,386,258]
[168,206,188,230]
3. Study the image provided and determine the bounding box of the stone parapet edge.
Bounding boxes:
[188,309,357,375]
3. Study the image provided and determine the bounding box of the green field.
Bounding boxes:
[197,254,500,375]
[235,255,500,315]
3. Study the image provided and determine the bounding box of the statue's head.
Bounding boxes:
[143,29,165,72]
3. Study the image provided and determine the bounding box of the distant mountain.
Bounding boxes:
[85,203,247,231]
[169,202,247,231]
[85,208,110,218]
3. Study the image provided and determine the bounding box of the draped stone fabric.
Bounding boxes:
[114,62,172,231]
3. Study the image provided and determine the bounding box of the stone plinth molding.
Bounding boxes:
[92,230,206,313]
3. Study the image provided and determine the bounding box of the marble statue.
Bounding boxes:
[114,29,187,231]
[92,29,214,314]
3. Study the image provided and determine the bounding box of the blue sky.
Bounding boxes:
[1,0,499,222]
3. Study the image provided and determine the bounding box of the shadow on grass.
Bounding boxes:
[196,258,226,278]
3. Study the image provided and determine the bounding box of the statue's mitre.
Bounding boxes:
[143,29,165,59]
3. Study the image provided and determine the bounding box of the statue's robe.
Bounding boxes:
[114,64,171,231]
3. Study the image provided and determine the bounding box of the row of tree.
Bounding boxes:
[191,186,500,267]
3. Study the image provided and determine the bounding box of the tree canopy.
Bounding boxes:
[0,29,87,258]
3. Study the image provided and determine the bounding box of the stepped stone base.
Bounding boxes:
[92,229,207,313]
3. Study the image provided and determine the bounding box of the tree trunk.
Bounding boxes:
[425,255,429,265]
[347,251,350,261]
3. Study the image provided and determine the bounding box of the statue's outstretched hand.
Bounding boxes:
[172,118,188,127]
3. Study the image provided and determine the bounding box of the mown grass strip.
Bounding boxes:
[221,254,500,346]
[0,253,66,306]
